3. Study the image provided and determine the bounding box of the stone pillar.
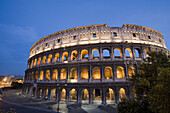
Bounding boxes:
[88,48,92,60]
[115,88,119,104]
[48,89,51,100]
[122,47,125,60]
[41,88,44,100]
[89,65,92,82]
[114,66,117,80]
[40,56,43,65]
[78,49,81,61]
[111,46,114,60]
[101,66,105,81]
[50,69,53,81]
[46,55,48,64]
[77,89,81,104]
[100,47,103,60]
[59,52,62,63]
[52,53,55,63]
[37,69,40,82]
[66,89,69,104]
[68,51,71,62]
[89,88,93,104]
[77,67,81,82]
[132,47,135,60]
[102,88,106,105]
[43,70,46,82]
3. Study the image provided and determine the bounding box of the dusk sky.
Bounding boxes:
[0,0,170,76]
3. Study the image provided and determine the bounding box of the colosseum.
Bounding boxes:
[22,24,168,105]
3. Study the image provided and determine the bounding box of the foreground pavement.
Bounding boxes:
[0,89,117,113]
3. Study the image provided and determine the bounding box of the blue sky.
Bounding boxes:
[0,0,170,76]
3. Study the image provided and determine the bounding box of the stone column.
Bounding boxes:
[100,47,103,60]
[59,52,62,63]
[131,47,135,60]
[66,89,69,104]
[88,48,92,60]
[115,88,119,104]
[48,88,51,100]
[41,88,44,100]
[89,88,93,104]
[111,46,114,60]
[50,69,53,81]
[77,89,81,104]
[122,47,125,60]
[101,66,105,81]
[43,70,46,82]
[52,53,55,63]
[89,65,92,82]
[77,67,81,82]
[102,88,106,105]
[68,51,71,62]
[78,49,81,61]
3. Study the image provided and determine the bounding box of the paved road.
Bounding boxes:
[0,100,57,113]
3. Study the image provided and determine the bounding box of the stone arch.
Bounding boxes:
[39,71,44,80]
[119,88,126,102]
[50,88,56,101]
[93,89,102,104]
[92,67,101,79]
[92,48,99,59]
[47,54,53,63]
[42,56,46,64]
[52,69,58,80]
[114,48,122,58]
[106,88,115,104]
[62,52,68,62]
[81,68,88,79]
[103,48,110,58]
[69,68,77,82]
[81,89,89,104]
[104,66,113,79]
[128,66,135,78]
[37,57,41,65]
[35,71,38,81]
[125,48,133,58]
[61,88,66,101]
[54,53,60,62]
[69,88,77,102]
[60,69,67,79]
[81,49,88,60]
[45,70,50,80]
[34,58,37,66]
[71,50,78,61]
[116,66,125,79]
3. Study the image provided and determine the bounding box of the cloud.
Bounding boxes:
[0,24,38,42]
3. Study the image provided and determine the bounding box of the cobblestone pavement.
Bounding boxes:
[0,89,117,113]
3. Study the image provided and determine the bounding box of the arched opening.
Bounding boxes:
[38,88,42,99]
[81,49,88,60]
[45,70,50,80]
[103,49,110,58]
[119,88,126,102]
[92,67,101,79]
[69,89,77,102]
[34,59,37,66]
[50,88,56,101]
[135,49,140,58]
[114,48,122,58]
[47,54,53,63]
[69,68,77,82]
[52,69,58,80]
[106,88,115,104]
[39,71,44,80]
[104,66,113,79]
[32,87,36,97]
[31,60,34,68]
[131,88,136,98]
[35,71,38,81]
[62,52,68,62]
[92,48,99,59]
[45,88,48,99]
[117,66,125,79]
[37,57,41,65]
[60,69,67,79]
[81,89,89,104]
[54,53,60,62]
[93,89,102,104]
[144,49,149,58]
[42,56,46,64]
[128,66,135,78]
[61,88,66,101]
[81,68,88,79]
[125,48,133,58]
[71,50,78,61]
[31,72,34,80]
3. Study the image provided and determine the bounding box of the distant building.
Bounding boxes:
[23,24,168,104]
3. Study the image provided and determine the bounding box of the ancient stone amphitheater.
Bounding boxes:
[22,24,168,104]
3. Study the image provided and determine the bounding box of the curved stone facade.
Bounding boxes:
[23,24,168,104]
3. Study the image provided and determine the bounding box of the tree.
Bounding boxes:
[118,51,170,113]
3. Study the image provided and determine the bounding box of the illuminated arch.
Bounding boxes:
[31,72,34,80]
[45,88,48,99]
[45,70,50,80]
[106,88,115,104]
[125,48,133,58]
[81,49,88,60]
[42,56,46,64]
[116,66,125,79]
[114,48,122,58]
[69,68,77,82]
[70,88,77,102]
[128,66,135,78]
[103,49,110,58]
[31,60,34,68]
[35,71,38,80]
[93,89,102,104]
[62,52,68,62]
[119,88,126,102]
[54,53,60,62]
[81,68,88,79]
[60,69,67,79]
[92,67,101,79]
[47,54,53,63]
[144,49,149,58]
[50,88,56,101]
[39,71,43,80]
[61,88,66,101]
[37,57,41,65]
[104,66,113,79]
[81,89,89,104]
[38,88,42,99]
[52,69,58,80]
[92,48,99,59]
[71,50,78,61]
[34,58,37,66]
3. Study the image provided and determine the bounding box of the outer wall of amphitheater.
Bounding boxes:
[22,24,168,105]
